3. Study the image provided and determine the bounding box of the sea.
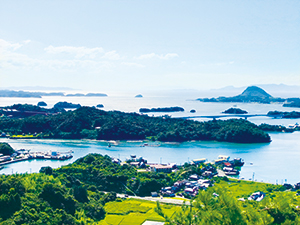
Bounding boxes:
[0,90,299,184]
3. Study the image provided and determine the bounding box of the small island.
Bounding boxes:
[267,111,300,118]
[135,94,143,98]
[37,101,47,107]
[66,93,85,97]
[139,106,184,113]
[222,108,248,114]
[190,109,196,113]
[54,102,81,109]
[283,98,300,108]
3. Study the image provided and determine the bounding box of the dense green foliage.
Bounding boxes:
[0,142,15,155]
[1,153,300,224]
[258,124,295,132]
[54,154,174,197]
[157,182,300,225]
[0,106,271,143]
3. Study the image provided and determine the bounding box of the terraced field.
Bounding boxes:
[99,199,179,225]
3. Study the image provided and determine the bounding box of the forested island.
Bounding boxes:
[222,107,248,114]
[197,86,300,105]
[267,111,300,118]
[139,106,184,113]
[0,105,271,143]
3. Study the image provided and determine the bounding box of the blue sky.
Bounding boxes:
[0,0,299,92]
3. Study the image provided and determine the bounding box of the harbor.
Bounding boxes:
[0,149,73,167]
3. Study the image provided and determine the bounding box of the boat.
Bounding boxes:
[225,170,239,176]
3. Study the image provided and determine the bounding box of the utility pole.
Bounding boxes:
[252,172,255,181]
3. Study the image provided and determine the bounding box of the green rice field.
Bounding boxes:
[98,199,179,225]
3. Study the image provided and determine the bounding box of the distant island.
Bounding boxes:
[222,108,248,114]
[37,101,47,107]
[66,93,85,97]
[0,90,64,98]
[267,111,300,118]
[283,98,300,108]
[54,102,81,109]
[197,86,300,105]
[135,94,143,98]
[139,106,184,113]
[0,104,65,118]
[0,105,270,143]
[0,90,107,98]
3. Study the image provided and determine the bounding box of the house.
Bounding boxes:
[191,158,206,165]
[189,174,199,180]
[174,180,187,187]
[150,164,173,173]
[217,155,230,162]
[224,162,233,167]
[130,162,140,167]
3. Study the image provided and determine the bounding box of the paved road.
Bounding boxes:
[117,194,190,205]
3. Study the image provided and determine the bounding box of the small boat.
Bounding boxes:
[225,170,240,176]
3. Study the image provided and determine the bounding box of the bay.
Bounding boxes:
[0,94,299,185]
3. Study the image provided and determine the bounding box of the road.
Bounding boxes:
[117,194,191,205]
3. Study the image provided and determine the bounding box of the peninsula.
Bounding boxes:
[0,105,270,143]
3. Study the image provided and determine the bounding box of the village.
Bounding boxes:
[111,154,251,199]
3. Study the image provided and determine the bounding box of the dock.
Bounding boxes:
[0,150,73,167]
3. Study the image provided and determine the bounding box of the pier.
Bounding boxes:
[0,150,73,167]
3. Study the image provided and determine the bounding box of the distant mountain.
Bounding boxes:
[237,86,272,98]
[210,84,300,98]
[197,86,286,104]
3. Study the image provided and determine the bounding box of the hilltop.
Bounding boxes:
[238,86,272,98]
[197,86,287,104]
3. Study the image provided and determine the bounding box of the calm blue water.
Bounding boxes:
[0,94,299,184]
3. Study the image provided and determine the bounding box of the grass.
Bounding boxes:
[214,178,285,198]
[101,199,179,225]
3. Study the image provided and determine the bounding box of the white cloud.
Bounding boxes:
[137,53,179,60]
[121,62,145,68]
[0,39,23,51]
[102,51,121,60]
[23,40,31,44]
[44,45,104,58]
